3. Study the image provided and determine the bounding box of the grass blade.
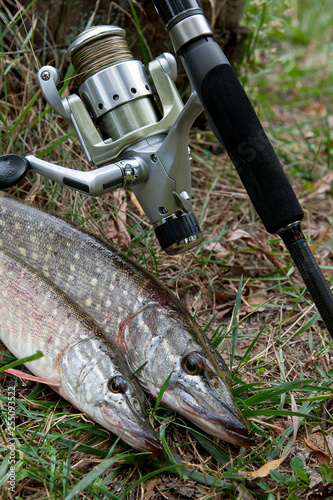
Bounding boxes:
[230,276,243,370]
[0,351,43,374]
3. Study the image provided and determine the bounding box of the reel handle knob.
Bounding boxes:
[0,155,29,189]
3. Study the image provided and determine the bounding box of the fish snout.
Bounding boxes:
[164,379,255,447]
[130,427,163,456]
[214,416,255,447]
[100,404,162,454]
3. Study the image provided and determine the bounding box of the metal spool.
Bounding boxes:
[67,26,159,141]
[67,26,134,84]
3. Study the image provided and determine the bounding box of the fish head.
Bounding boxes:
[59,336,162,454]
[163,348,254,447]
[120,304,254,447]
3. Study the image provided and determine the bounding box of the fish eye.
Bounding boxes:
[181,352,204,376]
[107,376,128,394]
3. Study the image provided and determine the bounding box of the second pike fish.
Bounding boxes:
[0,195,254,446]
[0,249,161,454]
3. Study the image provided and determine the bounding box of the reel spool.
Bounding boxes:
[38,25,183,167]
[67,26,160,141]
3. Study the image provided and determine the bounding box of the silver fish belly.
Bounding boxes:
[0,195,254,446]
[0,248,161,454]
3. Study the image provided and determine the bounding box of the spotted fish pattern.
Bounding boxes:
[0,249,161,454]
[0,194,254,446]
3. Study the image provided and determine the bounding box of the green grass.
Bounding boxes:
[1,0,333,498]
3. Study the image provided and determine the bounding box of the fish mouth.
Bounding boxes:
[124,431,163,456]
[167,388,255,447]
[100,405,162,455]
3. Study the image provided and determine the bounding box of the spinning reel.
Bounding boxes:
[1,25,203,255]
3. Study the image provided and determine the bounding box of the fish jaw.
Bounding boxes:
[58,337,162,455]
[160,357,255,447]
[100,403,162,455]
[163,381,254,447]
[161,351,255,447]
[118,306,254,447]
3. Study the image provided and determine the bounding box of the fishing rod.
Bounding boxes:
[0,4,332,336]
[151,0,333,337]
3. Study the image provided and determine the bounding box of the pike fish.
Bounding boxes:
[0,249,161,454]
[0,194,254,446]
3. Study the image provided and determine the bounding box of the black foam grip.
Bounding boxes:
[201,64,303,233]
[179,37,303,234]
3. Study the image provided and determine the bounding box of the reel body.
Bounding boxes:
[13,25,203,254]
[0,25,203,254]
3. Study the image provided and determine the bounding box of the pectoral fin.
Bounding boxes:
[5,368,61,390]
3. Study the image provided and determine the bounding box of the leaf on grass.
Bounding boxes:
[106,188,131,249]
[129,191,145,215]
[291,394,300,446]
[304,436,331,466]
[310,226,331,253]
[239,457,287,479]
[243,284,268,310]
[305,101,326,117]
[205,241,229,258]
[246,241,285,269]
[301,172,333,202]
[225,229,253,242]
[214,288,235,304]
[312,172,333,194]
[215,306,233,320]
[143,478,160,500]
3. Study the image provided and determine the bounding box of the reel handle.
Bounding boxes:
[0,155,29,189]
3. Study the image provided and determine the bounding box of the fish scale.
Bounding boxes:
[0,194,255,446]
[0,248,162,454]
